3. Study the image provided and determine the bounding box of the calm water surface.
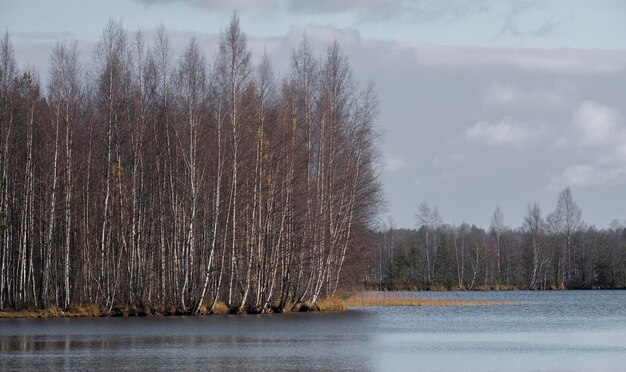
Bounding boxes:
[2,291,626,371]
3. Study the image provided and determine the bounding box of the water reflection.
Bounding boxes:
[1,311,374,371]
[2,292,626,371]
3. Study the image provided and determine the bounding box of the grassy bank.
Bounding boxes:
[0,298,349,318]
[0,302,234,318]
[0,304,101,319]
[0,293,515,318]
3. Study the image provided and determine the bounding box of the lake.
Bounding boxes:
[2,291,626,371]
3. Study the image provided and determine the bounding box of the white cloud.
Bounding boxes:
[465,117,543,146]
[555,100,626,164]
[570,100,622,147]
[483,82,576,110]
[549,101,626,190]
[384,153,407,172]
[548,165,626,189]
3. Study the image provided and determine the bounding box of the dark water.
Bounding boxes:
[2,291,626,371]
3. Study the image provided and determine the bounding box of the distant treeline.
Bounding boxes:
[365,188,626,290]
[0,15,382,313]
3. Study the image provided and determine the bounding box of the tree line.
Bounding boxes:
[0,15,382,313]
[366,188,626,290]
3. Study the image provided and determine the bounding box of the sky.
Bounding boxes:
[1,0,626,229]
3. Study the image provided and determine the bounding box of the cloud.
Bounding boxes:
[570,100,622,147]
[411,44,626,73]
[135,0,275,12]
[282,25,363,49]
[497,17,561,39]
[529,18,562,37]
[13,31,77,41]
[433,153,465,166]
[548,165,626,189]
[287,0,491,22]
[550,101,626,189]
[465,117,544,146]
[555,100,626,163]
[493,0,564,40]
[384,153,408,172]
[483,81,576,110]
[135,0,493,22]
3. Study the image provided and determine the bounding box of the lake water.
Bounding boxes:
[2,291,626,371]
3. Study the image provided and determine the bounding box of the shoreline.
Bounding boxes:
[0,297,349,319]
[4,288,620,318]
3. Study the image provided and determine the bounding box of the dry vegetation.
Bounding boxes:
[346,294,514,307]
[0,294,513,318]
[0,298,349,318]
[314,296,349,311]
[0,304,101,318]
[211,302,230,315]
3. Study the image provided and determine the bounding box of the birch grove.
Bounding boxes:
[0,16,382,313]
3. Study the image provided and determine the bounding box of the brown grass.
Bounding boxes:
[0,294,510,317]
[0,304,88,318]
[346,294,514,307]
[315,296,348,311]
[211,301,229,315]
[69,304,102,317]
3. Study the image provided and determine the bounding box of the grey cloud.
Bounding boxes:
[433,153,465,167]
[496,17,561,38]
[548,165,626,190]
[135,0,494,23]
[483,81,578,110]
[281,25,363,50]
[287,0,491,23]
[529,18,562,37]
[384,153,408,172]
[10,21,626,228]
[132,0,561,32]
[413,43,626,73]
[494,0,562,39]
[135,0,276,12]
[13,31,77,41]
[464,117,545,146]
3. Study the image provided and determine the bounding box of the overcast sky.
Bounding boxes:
[2,0,626,229]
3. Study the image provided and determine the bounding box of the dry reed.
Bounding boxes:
[315,296,348,311]
[347,294,514,307]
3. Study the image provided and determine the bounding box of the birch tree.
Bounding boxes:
[490,206,504,285]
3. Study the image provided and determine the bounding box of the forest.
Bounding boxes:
[2,15,624,318]
[0,15,382,314]
[366,188,626,291]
